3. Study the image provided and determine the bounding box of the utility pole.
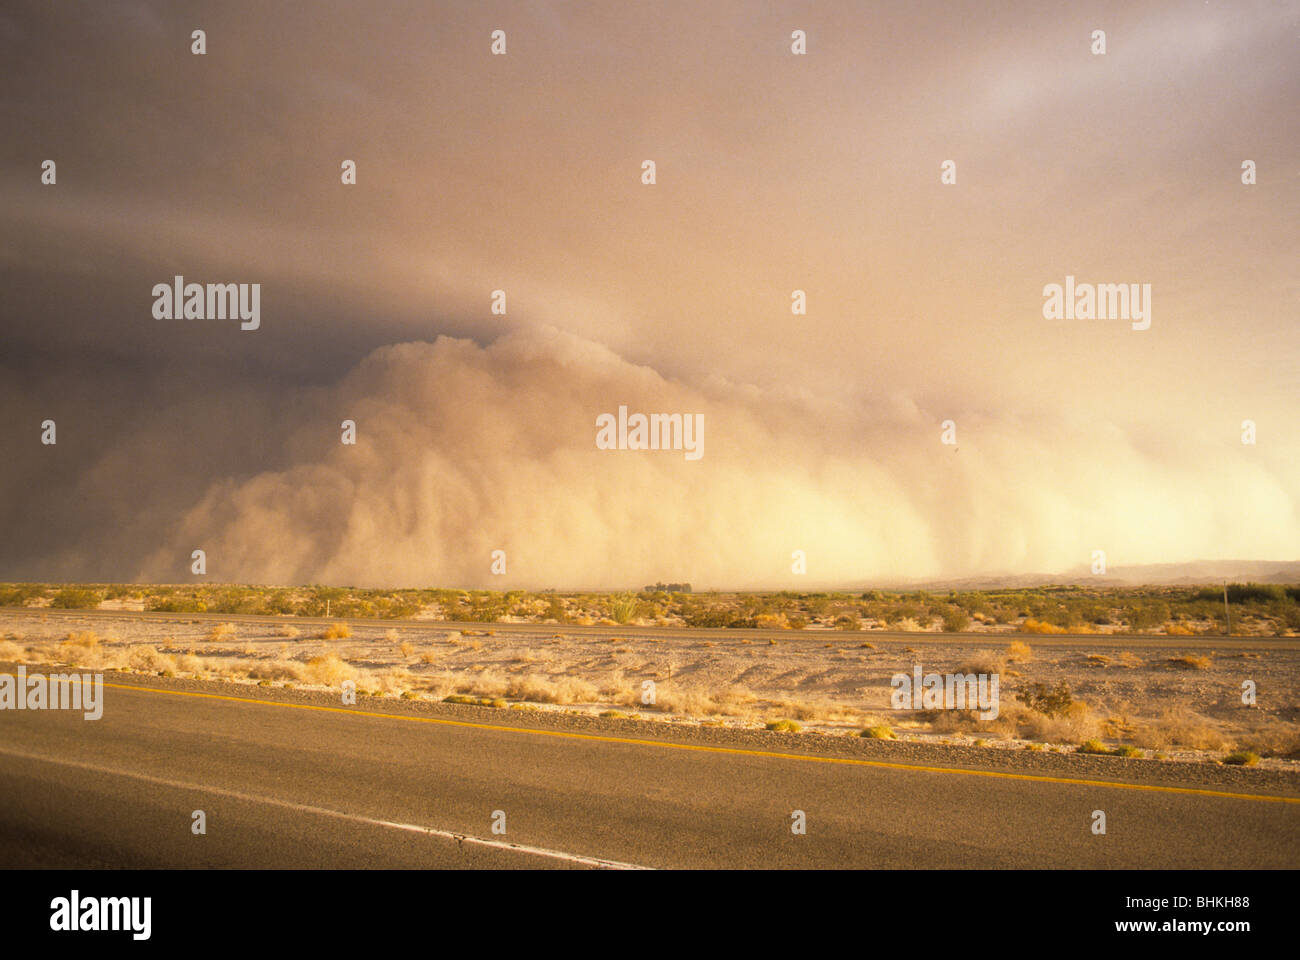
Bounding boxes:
[1223,581,1230,637]
[326,598,330,618]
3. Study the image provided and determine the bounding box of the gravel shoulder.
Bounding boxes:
[14,662,1296,797]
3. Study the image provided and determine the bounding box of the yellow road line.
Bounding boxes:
[8,673,1290,805]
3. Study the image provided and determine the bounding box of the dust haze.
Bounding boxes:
[1,0,1295,586]
[24,327,1283,588]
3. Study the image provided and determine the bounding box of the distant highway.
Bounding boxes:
[0,605,1280,649]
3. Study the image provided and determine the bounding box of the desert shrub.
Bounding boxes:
[941,607,970,632]
[500,674,600,705]
[1222,751,1259,766]
[609,595,638,624]
[389,599,422,618]
[543,596,570,623]
[1018,681,1075,718]
[860,725,895,739]
[302,654,356,685]
[1006,640,1032,663]
[765,719,801,733]
[1019,618,1066,634]
[803,595,832,618]
[261,590,297,615]
[126,646,174,673]
[49,587,103,609]
[147,593,206,613]
[956,650,1005,674]
[1131,707,1229,752]
[682,607,732,628]
[1123,601,1170,631]
[469,595,506,622]
[206,588,271,615]
[890,603,920,625]
[0,584,44,606]
[1226,583,1287,604]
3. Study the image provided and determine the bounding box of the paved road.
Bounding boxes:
[1,673,1296,869]
[2,605,1281,649]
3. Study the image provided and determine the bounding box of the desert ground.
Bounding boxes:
[3,602,1296,769]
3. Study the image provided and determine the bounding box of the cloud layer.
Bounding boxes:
[2,2,1295,586]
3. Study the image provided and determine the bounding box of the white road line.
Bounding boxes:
[0,745,652,870]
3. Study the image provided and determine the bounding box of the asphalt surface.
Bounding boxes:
[2,671,1297,869]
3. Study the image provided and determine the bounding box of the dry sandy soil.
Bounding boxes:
[3,611,1296,768]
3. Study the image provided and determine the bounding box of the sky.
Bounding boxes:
[0,0,1296,588]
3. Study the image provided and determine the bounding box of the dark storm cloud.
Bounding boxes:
[1,1,1295,584]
